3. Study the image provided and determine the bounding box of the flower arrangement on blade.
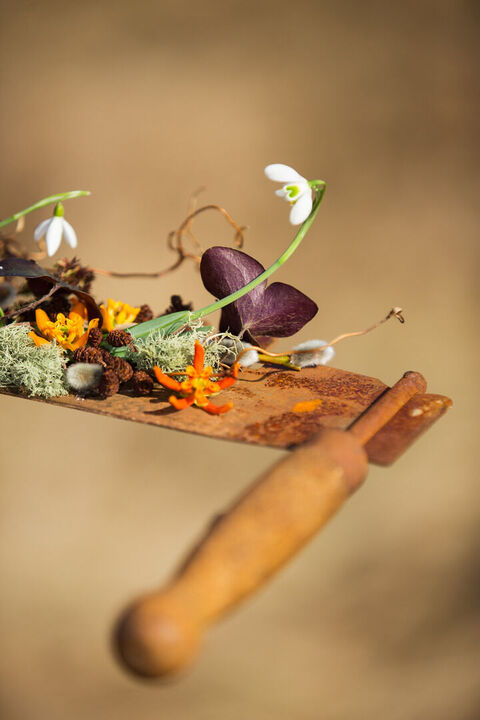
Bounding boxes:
[0,164,404,412]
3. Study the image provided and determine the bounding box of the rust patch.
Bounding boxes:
[264,370,384,402]
[231,385,255,399]
[241,410,325,446]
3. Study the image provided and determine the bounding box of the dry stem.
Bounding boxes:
[93,196,246,280]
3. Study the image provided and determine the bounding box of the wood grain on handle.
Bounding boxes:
[115,429,368,678]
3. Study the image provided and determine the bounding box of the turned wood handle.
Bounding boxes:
[114,428,368,678]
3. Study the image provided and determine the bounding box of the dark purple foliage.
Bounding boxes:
[200,247,318,344]
[0,256,102,321]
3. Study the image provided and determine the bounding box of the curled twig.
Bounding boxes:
[323,307,405,349]
[93,197,246,279]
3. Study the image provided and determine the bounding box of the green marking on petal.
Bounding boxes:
[286,185,300,199]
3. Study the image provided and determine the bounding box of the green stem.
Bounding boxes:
[0,191,90,229]
[124,181,326,345]
[190,182,326,321]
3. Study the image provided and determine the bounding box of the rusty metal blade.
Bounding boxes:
[0,366,451,465]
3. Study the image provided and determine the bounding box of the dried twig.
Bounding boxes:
[93,199,246,279]
[324,307,405,349]
[2,283,61,319]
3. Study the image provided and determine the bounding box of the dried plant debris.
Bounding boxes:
[0,324,68,398]
[51,257,95,293]
[0,257,101,321]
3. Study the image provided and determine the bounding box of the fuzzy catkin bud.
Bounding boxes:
[290,340,335,368]
[66,363,103,393]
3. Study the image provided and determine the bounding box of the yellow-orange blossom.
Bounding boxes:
[29,307,99,351]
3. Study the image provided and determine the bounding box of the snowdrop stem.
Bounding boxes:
[191,182,326,321]
[0,191,90,230]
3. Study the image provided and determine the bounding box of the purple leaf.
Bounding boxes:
[200,247,318,344]
[0,256,102,322]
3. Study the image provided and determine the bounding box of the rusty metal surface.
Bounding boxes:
[0,366,451,465]
[365,392,452,465]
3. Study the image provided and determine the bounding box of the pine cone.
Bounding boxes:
[100,349,115,368]
[98,369,119,398]
[111,357,134,384]
[87,327,103,347]
[100,351,133,384]
[163,295,192,315]
[73,346,105,365]
[106,329,133,347]
[135,304,154,323]
[131,370,154,396]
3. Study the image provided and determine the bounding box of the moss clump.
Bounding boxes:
[0,324,68,398]
[127,329,238,373]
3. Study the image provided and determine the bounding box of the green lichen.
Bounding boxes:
[127,328,240,373]
[0,324,68,398]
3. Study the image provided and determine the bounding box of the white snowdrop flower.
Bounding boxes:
[264,163,313,225]
[290,340,335,368]
[34,202,78,257]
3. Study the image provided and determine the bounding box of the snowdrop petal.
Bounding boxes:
[265,164,305,183]
[289,190,313,225]
[62,219,78,248]
[45,216,63,256]
[34,218,52,242]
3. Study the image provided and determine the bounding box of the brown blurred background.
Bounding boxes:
[1,1,479,718]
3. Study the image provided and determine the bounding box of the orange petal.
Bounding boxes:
[193,340,205,373]
[72,331,89,350]
[202,400,233,415]
[169,395,195,410]
[28,331,51,347]
[216,363,240,390]
[35,308,51,333]
[153,367,183,391]
[70,301,87,319]
[216,377,235,391]
[100,307,113,331]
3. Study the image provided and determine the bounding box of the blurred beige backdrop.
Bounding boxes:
[1,1,479,718]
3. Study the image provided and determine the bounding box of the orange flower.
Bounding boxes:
[100,298,140,332]
[28,306,99,351]
[153,340,239,415]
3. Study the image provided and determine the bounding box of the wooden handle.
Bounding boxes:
[114,428,368,678]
